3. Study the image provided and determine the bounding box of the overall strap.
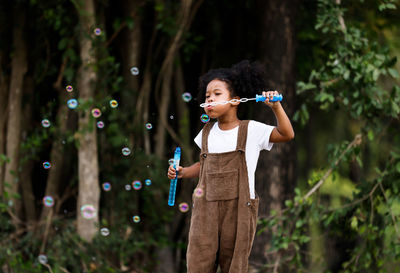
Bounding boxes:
[236,120,250,152]
[201,121,215,154]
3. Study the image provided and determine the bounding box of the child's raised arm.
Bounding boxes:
[167,162,200,179]
[262,90,295,143]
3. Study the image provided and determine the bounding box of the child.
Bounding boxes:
[167,60,294,273]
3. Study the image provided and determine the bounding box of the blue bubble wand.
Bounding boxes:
[168,147,181,206]
[200,93,283,108]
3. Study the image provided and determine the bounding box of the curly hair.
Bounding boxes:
[198,60,268,102]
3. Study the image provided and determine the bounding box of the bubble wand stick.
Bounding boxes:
[168,147,181,206]
[200,93,283,108]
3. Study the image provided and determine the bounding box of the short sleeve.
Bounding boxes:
[194,130,202,149]
[249,121,275,151]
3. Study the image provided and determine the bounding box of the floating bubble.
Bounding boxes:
[38,254,48,264]
[194,188,204,198]
[43,196,54,207]
[67,99,78,109]
[43,161,51,169]
[122,147,131,156]
[133,215,141,223]
[66,85,73,92]
[182,92,192,102]
[80,204,97,219]
[8,200,13,207]
[145,123,153,130]
[125,184,132,191]
[102,182,111,191]
[100,227,109,236]
[145,179,151,186]
[169,115,174,120]
[179,202,189,213]
[97,121,104,129]
[94,28,102,36]
[130,67,139,76]
[91,108,102,118]
[41,119,51,128]
[109,99,118,108]
[132,180,142,190]
[168,158,174,165]
[200,114,210,123]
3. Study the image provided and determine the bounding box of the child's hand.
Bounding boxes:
[262,90,281,109]
[167,165,183,179]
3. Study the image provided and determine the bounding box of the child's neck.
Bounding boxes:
[217,115,240,130]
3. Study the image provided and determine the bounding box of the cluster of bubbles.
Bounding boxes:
[43,161,51,169]
[80,204,97,219]
[43,196,54,207]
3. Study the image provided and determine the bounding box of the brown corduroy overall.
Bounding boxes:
[187,120,259,273]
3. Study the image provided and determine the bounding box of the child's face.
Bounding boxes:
[204,79,237,118]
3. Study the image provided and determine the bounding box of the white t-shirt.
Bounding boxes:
[194,120,275,199]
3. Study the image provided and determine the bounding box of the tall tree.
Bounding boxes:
[76,0,100,242]
[250,0,300,270]
[4,4,28,226]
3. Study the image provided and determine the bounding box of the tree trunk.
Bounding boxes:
[0,52,9,196]
[250,0,299,271]
[4,5,27,226]
[40,77,71,222]
[19,76,36,224]
[76,0,100,242]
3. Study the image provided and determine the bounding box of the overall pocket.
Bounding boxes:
[205,169,238,201]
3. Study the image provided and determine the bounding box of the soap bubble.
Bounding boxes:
[94,28,102,36]
[43,196,54,207]
[132,180,142,190]
[169,115,174,120]
[200,114,210,123]
[130,67,139,75]
[43,161,51,169]
[182,92,192,102]
[194,188,204,198]
[145,123,153,130]
[122,147,131,156]
[145,179,151,186]
[125,184,131,191]
[168,158,174,165]
[109,99,118,108]
[133,215,141,223]
[80,205,96,219]
[102,182,111,191]
[179,202,189,213]
[66,85,73,92]
[67,99,78,109]
[97,121,104,129]
[38,254,48,264]
[100,227,109,236]
[91,108,101,118]
[41,119,51,128]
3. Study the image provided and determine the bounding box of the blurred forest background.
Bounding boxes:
[0,0,399,272]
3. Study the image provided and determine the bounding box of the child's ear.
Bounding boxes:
[230,96,241,106]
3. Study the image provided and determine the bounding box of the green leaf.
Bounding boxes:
[350,216,358,230]
[388,68,399,79]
